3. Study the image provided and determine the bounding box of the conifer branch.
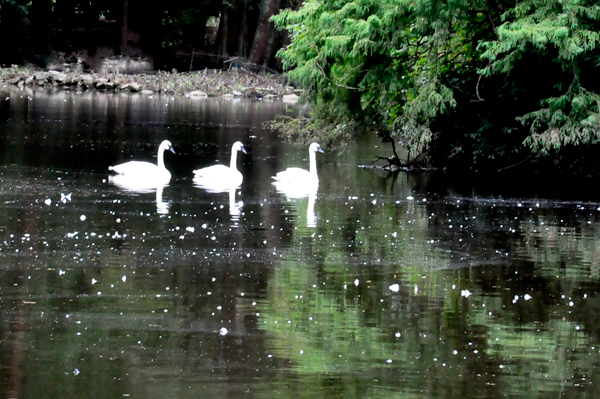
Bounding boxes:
[314,62,385,92]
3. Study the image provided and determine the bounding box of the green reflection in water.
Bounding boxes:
[257,182,600,399]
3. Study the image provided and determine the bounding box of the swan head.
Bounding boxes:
[309,142,324,154]
[159,140,176,154]
[232,141,247,154]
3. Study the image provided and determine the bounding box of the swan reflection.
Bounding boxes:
[108,175,170,214]
[273,181,318,228]
[155,185,169,215]
[193,179,241,195]
[228,186,243,221]
[193,181,243,221]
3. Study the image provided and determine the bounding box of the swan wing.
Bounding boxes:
[193,165,243,193]
[109,161,159,175]
[193,164,231,177]
[273,167,311,182]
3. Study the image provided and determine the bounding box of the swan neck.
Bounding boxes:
[309,150,318,176]
[158,147,166,171]
[230,148,238,171]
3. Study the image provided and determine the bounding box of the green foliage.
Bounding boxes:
[0,0,30,14]
[273,0,600,165]
[479,0,600,154]
[265,108,358,148]
[272,0,495,159]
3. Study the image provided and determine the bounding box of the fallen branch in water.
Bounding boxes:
[498,155,532,172]
[361,129,437,172]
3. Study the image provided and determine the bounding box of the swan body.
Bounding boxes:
[108,140,176,183]
[193,141,247,193]
[273,142,324,185]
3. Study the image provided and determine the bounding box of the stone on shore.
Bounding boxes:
[48,70,68,83]
[282,93,299,103]
[189,90,208,97]
[34,72,49,81]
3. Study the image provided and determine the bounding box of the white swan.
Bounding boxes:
[273,142,324,185]
[193,141,247,193]
[108,140,176,183]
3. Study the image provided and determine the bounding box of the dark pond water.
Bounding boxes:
[1,87,600,399]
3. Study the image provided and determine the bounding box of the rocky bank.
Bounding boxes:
[0,64,302,101]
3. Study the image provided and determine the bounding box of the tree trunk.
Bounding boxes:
[216,3,229,56]
[195,18,208,51]
[248,0,281,67]
[236,0,248,57]
[30,0,53,57]
[119,0,129,55]
[263,22,283,69]
[0,3,26,64]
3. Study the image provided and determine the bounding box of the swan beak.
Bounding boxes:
[169,146,176,154]
[318,146,324,153]
[241,146,247,155]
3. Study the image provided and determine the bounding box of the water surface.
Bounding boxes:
[1,87,600,399]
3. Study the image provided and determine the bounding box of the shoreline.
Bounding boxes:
[0,65,301,101]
